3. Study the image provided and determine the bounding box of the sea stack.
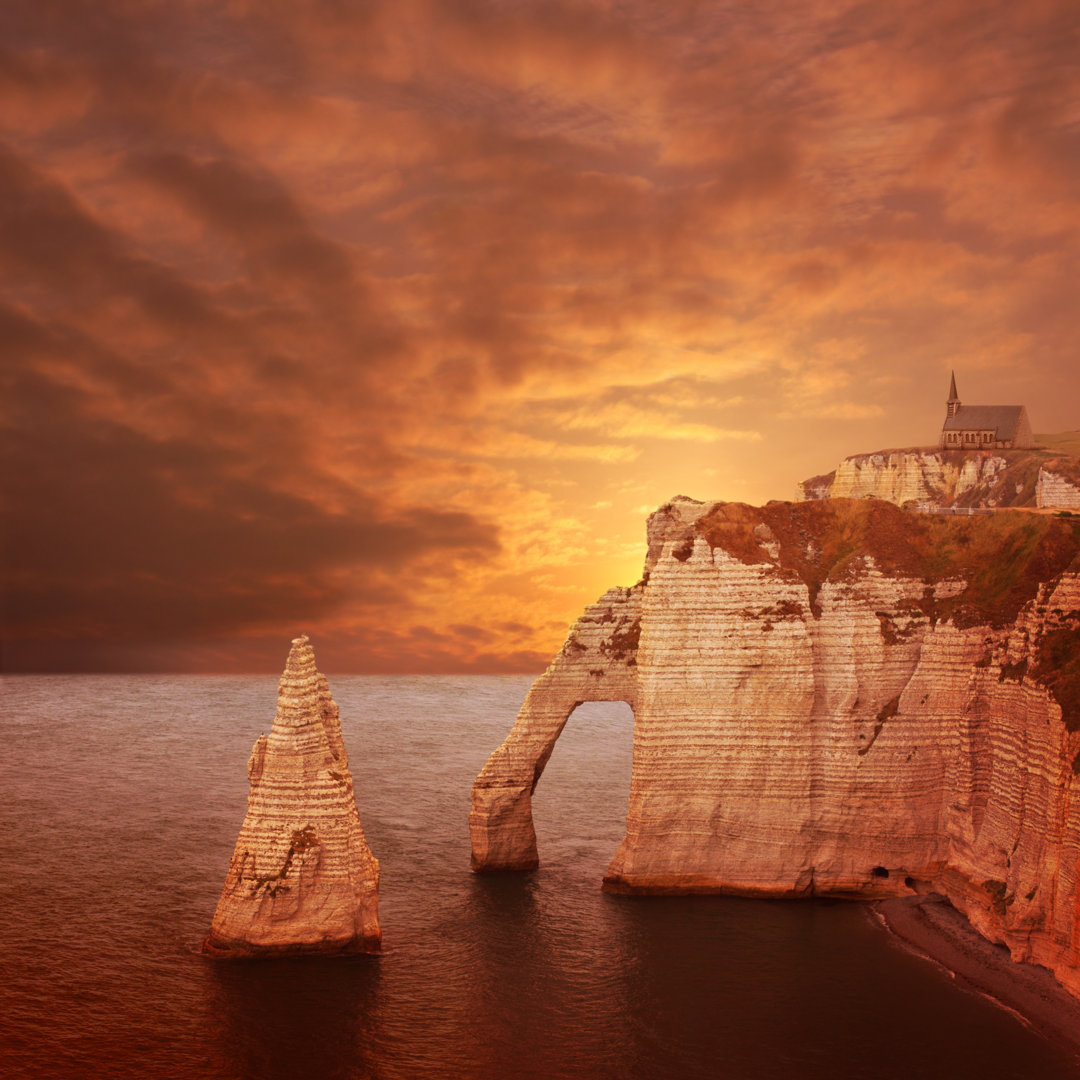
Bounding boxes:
[205,635,381,956]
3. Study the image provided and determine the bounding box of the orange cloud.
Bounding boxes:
[3,0,1079,671]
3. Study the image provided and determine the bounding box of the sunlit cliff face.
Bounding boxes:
[3,0,1079,672]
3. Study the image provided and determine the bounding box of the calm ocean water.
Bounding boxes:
[2,673,1079,1080]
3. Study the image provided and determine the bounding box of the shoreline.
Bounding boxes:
[872,893,1080,1062]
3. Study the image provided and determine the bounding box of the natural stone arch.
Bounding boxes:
[470,586,642,872]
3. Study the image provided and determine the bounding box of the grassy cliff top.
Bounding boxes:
[837,436,1080,460]
[1036,431,1080,456]
[695,498,1080,628]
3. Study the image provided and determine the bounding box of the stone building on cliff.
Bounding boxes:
[940,372,1034,450]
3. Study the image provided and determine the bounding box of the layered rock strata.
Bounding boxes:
[205,635,380,956]
[471,496,1080,997]
[798,448,1080,509]
[1039,467,1080,510]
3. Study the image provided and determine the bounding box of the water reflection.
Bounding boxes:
[6,678,1080,1080]
[600,894,1080,1080]
[206,955,382,1080]
[464,872,569,1079]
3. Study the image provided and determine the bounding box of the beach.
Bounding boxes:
[875,893,1080,1062]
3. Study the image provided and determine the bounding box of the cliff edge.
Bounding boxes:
[470,497,1080,996]
[205,635,381,956]
[797,446,1080,509]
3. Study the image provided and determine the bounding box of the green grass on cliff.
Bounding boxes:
[1037,432,1080,457]
[940,450,1045,508]
[697,499,1080,627]
[1031,627,1080,732]
[696,498,1080,726]
[926,448,1080,507]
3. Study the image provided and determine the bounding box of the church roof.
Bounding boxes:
[942,404,1025,439]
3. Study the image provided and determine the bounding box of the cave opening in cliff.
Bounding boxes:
[529,700,635,879]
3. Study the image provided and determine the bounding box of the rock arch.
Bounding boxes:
[470,585,642,871]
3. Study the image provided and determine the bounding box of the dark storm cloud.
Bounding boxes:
[1,359,498,654]
[0,143,230,333]
[129,150,414,385]
[130,152,354,290]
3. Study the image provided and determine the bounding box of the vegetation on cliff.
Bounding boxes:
[1037,431,1080,457]
[697,499,1080,625]
[692,499,1080,722]
[941,449,1079,508]
[1031,626,1080,731]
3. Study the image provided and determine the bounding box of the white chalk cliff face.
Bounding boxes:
[471,497,1080,997]
[1039,467,1080,510]
[825,450,1010,503]
[205,635,381,956]
[798,448,1080,509]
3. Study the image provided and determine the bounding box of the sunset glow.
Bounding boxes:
[3,0,1079,672]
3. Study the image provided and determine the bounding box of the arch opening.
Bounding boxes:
[530,700,636,878]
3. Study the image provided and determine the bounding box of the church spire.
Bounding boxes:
[947,371,960,417]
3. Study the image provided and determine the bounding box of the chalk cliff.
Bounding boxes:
[1039,468,1080,511]
[797,448,1080,509]
[471,497,1080,996]
[205,635,381,956]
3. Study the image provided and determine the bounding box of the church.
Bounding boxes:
[939,372,1034,450]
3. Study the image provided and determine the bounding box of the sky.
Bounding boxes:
[2,0,1079,673]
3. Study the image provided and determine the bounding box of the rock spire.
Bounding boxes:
[205,635,381,956]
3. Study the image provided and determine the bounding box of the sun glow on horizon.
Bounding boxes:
[3,1,1079,672]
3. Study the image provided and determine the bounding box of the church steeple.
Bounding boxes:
[947,371,960,418]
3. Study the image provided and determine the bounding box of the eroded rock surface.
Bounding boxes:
[798,448,1080,509]
[205,635,380,956]
[471,497,1080,996]
[1039,467,1080,510]
[470,584,643,871]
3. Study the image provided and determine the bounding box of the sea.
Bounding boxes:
[3,673,1080,1080]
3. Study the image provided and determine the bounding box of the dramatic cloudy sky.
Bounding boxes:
[2,0,1078,672]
